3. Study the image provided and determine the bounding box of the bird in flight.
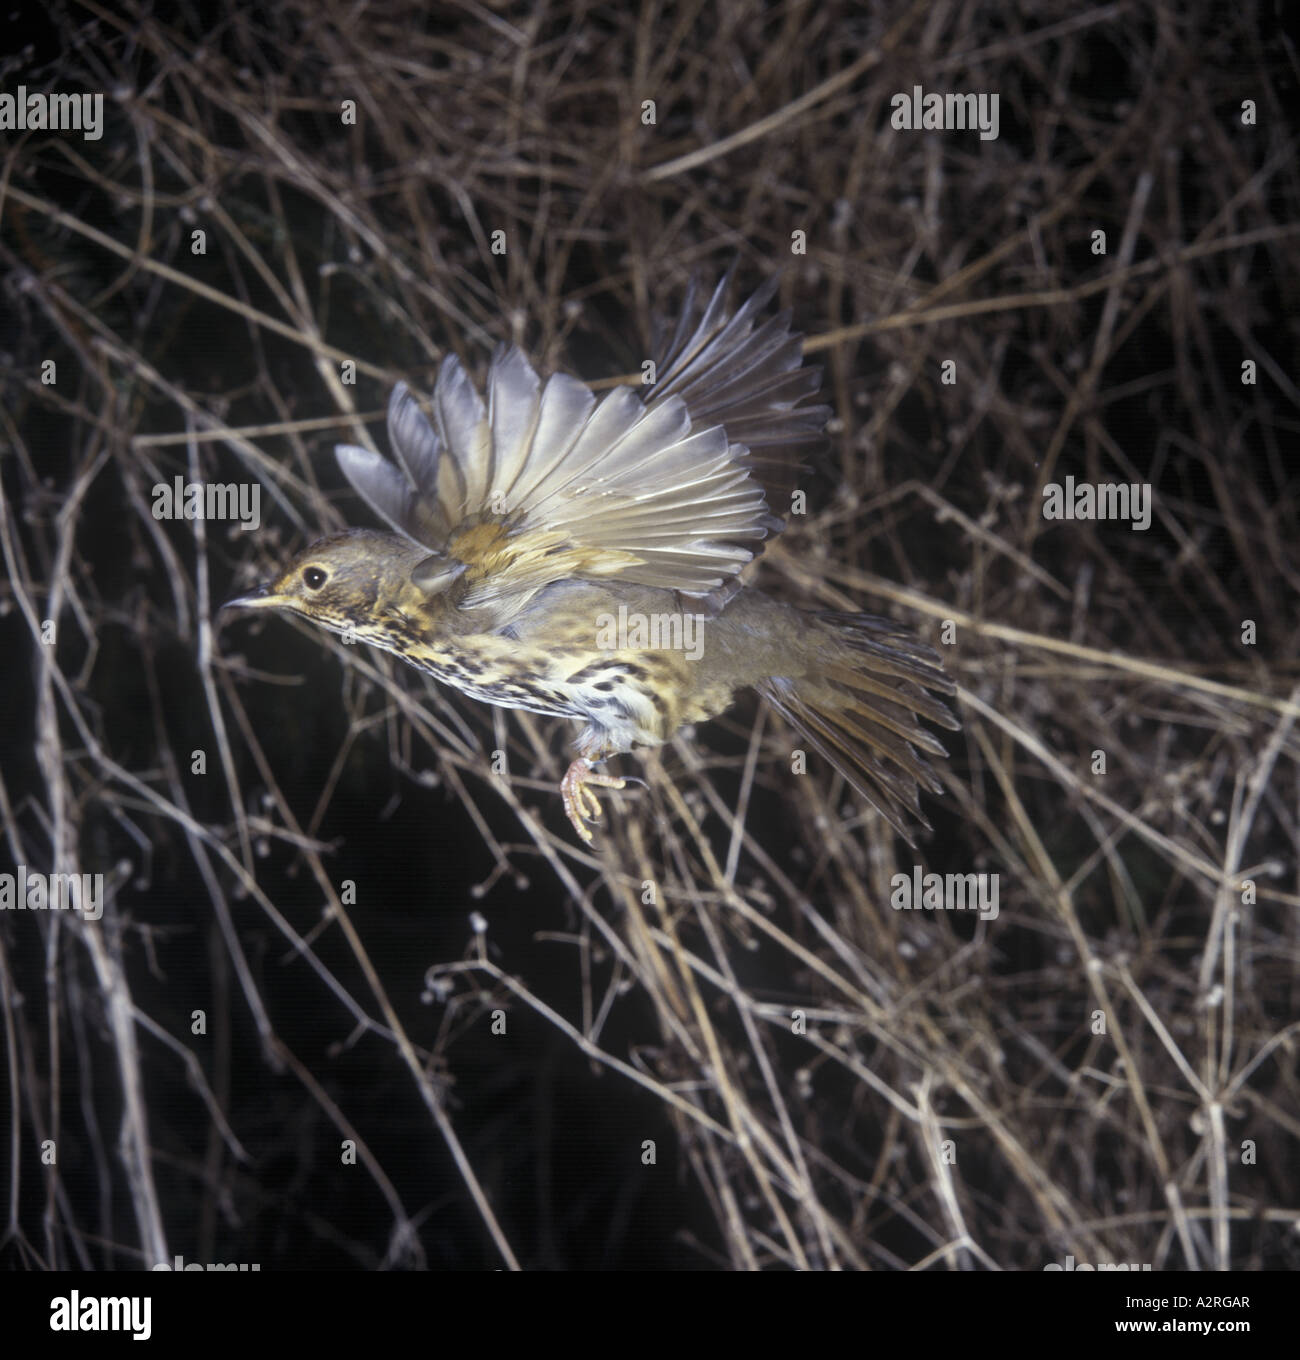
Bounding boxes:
[225,273,958,843]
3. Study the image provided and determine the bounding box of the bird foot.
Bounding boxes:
[560,759,627,842]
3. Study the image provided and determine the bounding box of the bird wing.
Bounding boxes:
[647,271,831,510]
[335,276,827,621]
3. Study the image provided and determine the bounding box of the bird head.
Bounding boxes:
[223,529,458,647]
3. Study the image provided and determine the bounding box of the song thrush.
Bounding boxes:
[225,274,958,843]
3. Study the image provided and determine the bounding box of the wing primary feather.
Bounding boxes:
[338,273,827,617]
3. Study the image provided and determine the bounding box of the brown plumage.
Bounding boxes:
[225,274,958,842]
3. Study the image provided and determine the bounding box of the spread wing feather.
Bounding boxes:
[648,271,831,506]
[335,275,828,621]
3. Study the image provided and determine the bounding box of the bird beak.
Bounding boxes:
[222,584,277,610]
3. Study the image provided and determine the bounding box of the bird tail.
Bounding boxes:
[756,611,959,844]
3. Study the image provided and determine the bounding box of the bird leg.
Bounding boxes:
[560,758,627,842]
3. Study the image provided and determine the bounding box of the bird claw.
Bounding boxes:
[560,759,627,842]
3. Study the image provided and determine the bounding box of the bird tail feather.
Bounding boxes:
[757,611,959,844]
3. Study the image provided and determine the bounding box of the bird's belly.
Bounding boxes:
[679,681,735,727]
[405,633,712,750]
[408,656,590,720]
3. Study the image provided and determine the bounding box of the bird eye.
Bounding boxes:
[302,566,328,590]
